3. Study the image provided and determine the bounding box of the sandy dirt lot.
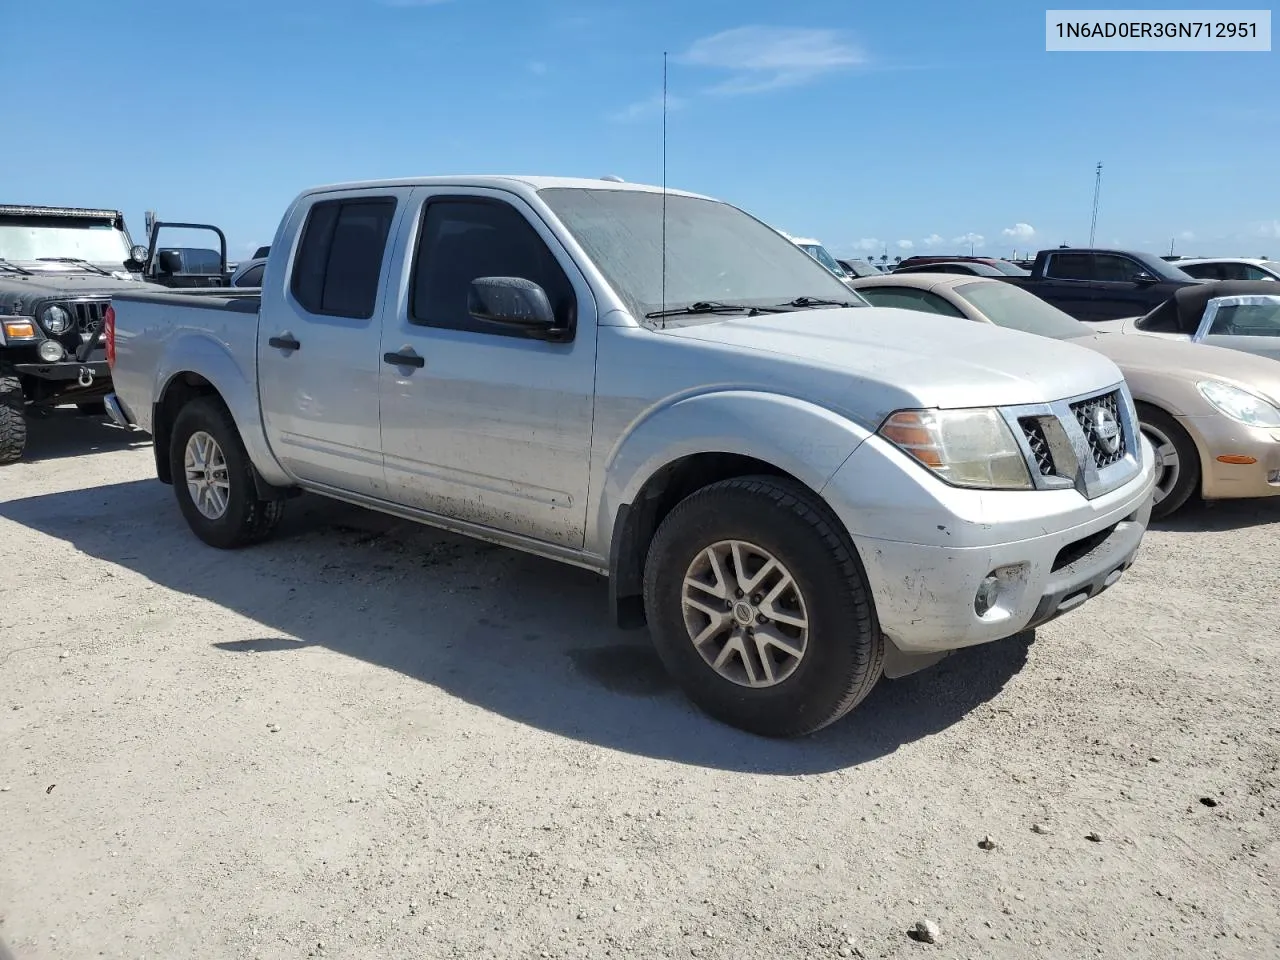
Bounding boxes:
[1,411,1278,960]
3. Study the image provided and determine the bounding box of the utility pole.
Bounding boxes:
[1169,238,1175,256]
[1088,162,1102,247]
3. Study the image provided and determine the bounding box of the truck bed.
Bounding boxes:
[109,288,262,435]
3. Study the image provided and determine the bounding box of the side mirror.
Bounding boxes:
[1131,271,1157,285]
[125,244,150,272]
[468,277,559,336]
[157,250,183,274]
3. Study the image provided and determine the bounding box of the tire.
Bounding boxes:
[169,396,285,548]
[1137,403,1200,520]
[642,475,883,738]
[0,362,27,464]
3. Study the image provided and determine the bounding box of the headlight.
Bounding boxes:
[40,304,71,334]
[879,407,1033,490]
[1196,380,1280,427]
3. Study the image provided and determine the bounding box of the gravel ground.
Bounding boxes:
[1,411,1278,960]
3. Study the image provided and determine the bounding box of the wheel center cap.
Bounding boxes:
[732,601,756,625]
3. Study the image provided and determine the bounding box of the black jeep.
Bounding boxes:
[0,204,164,462]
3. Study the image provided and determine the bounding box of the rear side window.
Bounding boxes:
[290,197,397,319]
[1043,253,1093,281]
[410,198,575,335]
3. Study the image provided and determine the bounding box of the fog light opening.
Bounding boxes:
[37,339,65,362]
[974,575,1001,618]
[1268,469,1280,485]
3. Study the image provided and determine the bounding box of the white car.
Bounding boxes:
[1094,280,1280,360]
[1173,258,1280,282]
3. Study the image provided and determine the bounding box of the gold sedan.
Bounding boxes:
[849,273,1280,519]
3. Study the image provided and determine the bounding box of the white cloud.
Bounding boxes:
[679,26,864,94]
[952,232,985,249]
[922,233,945,248]
[895,239,914,250]
[1001,222,1036,242]
[1258,220,1280,240]
[609,93,688,123]
[1178,230,1195,241]
[853,238,882,253]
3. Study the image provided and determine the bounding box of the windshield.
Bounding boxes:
[0,215,131,265]
[798,243,848,278]
[987,260,1031,276]
[952,280,1091,339]
[841,258,881,278]
[538,189,858,322]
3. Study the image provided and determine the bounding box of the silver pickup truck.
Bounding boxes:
[105,176,1157,737]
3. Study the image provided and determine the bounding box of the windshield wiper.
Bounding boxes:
[0,258,33,276]
[35,257,113,277]
[644,300,785,320]
[779,296,857,308]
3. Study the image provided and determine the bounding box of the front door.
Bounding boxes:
[377,188,597,549]
[257,188,409,497]
[1089,252,1163,322]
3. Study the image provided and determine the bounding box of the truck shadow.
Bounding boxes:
[0,479,1032,774]
[18,408,151,463]
[1153,497,1280,533]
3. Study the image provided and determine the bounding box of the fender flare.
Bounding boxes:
[596,390,872,625]
[152,334,292,488]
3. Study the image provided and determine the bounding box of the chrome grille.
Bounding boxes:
[1019,417,1055,476]
[1070,390,1127,468]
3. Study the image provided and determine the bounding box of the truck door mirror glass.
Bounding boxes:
[468,276,558,335]
[157,250,183,274]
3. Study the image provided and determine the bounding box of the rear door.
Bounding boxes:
[1038,252,1098,319]
[375,187,597,549]
[1197,295,1280,359]
[257,188,410,496]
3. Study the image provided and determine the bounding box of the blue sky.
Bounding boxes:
[3,0,1276,261]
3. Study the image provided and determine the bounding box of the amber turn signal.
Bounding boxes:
[1215,455,1258,465]
[2,319,37,340]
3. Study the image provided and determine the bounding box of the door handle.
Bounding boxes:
[383,350,425,369]
[268,334,300,351]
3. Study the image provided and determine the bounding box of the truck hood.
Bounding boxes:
[0,272,156,314]
[662,306,1125,421]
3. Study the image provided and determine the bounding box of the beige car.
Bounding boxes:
[849,273,1280,518]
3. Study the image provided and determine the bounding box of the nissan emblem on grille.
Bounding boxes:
[1071,391,1127,468]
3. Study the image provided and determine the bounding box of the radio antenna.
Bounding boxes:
[660,50,669,328]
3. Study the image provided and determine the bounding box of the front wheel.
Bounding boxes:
[1138,404,1200,520]
[169,397,284,548]
[643,476,883,738]
[0,363,27,464]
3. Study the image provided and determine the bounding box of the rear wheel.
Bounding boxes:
[1138,403,1200,520]
[0,362,27,464]
[169,397,284,548]
[643,475,883,738]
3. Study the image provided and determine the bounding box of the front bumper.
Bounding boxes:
[824,432,1157,654]
[1181,415,1280,501]
[12,359,109,382]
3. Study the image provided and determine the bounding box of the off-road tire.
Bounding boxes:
[643,475,883,738]
[1137,403,1200,520]
[0,363,27,464]
[169,397,285,548]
